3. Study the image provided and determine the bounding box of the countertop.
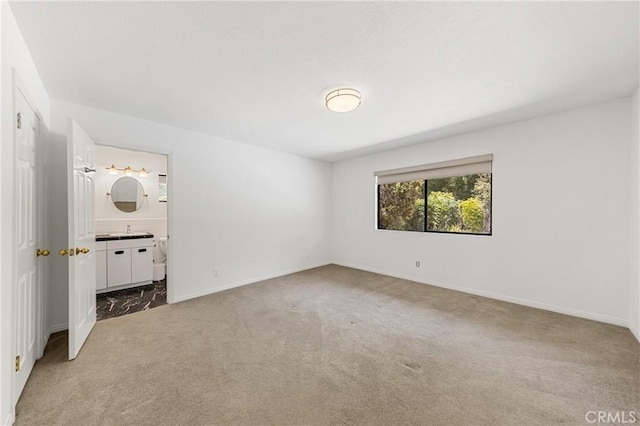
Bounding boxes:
[96,232,154,242]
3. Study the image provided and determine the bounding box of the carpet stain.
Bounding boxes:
[402,362,422,372]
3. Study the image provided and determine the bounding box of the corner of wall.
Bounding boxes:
[630,322,640,344]
[2,413,13,426]
[0,3,5,425]
[630,86,640,343]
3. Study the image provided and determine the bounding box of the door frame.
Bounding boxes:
[10,70,47,411]
[92,141,174,304]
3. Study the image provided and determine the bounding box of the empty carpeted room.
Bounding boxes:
[1,1,639,425]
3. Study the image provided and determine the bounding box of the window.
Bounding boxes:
[376,155,492,235]
[158,174,167,202]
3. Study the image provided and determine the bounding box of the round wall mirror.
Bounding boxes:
[110,176,146,213]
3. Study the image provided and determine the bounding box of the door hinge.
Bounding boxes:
[15,355,20,372]
[16,112,22,130]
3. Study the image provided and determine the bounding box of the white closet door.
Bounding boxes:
[14,89,39,402]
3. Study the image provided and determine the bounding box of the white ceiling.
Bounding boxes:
[9,1,639,161]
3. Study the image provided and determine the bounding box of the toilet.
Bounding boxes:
[152,237,168,281]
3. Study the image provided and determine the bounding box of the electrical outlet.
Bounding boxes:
[213,268,219,278]
[415,261,421,268]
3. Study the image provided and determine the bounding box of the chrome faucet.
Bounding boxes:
[126,225,131,234]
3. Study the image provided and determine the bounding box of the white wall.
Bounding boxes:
[332,97,633,327]
[0,6,5,424]
[630,87,640,342]
[94,145,167,237]
[45,127,68,337]
[1,3,51,425]
[46,99,332,328]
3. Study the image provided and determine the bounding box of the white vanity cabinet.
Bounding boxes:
[96,241,107,291]
[107,246,133,287]
[131,244,153,283]
[97,237,154,293]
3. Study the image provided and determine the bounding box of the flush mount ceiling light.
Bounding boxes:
[325,88,361,113]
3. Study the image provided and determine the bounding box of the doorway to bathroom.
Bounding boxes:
[92,145,170,321]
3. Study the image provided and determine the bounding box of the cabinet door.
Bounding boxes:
[107,248,131,287]
[131,246,153,283]
[96,250,107,290]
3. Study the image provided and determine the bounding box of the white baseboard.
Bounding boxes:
[333,262,629,328]
[48,322,68,334]
[630,322,640,344]
[171,262,332,304]
[42,322,69,357]
[44,322,68,342]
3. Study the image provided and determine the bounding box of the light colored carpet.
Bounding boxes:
[15,265,639,425]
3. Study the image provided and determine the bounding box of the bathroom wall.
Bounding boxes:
[94,145,168,238]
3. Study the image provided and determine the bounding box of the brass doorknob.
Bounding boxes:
[80,248,90,254]
[36,249,50,257]
[59,249,68,256]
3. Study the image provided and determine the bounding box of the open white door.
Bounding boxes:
[67,120,96,360]
[14,88,41,403]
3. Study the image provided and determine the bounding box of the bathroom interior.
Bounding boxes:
[93,145,168,320]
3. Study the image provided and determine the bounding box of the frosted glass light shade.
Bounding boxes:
[325,88,361,113]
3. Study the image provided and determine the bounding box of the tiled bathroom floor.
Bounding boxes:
[96,279,167,321]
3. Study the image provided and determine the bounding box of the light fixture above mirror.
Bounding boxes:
[106,164,149,177]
